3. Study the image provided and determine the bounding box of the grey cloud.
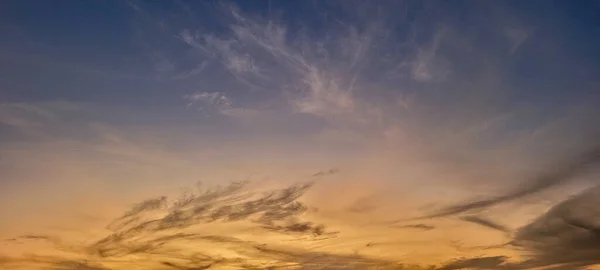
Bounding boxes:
[429,185,600,269]
[437,256,510,270]
[460,216,509,233]
[250,245,406,269]
[422,146,600,219]
[0,255,108,270]
[262,221,329,237]
[511,185,600,269]
[123,196,168,216]
[312,168,339,177]
[161,261,212,270]
[48,260,108,270]
[20,234,53,240]
[398,224,435,231]
[13,234,63,247]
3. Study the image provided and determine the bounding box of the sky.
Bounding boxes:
[1,0,600,269]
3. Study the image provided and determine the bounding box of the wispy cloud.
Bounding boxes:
[505,28,530,54]
[0,101,80,136]
[178,4,381,123]
[170,61,208,80]
[183,91,232,113]
[411,27,449,82]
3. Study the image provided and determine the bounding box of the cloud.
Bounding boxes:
[3,181,353,269]
[249,245,405,269]
[170,61,208,80]
[419,146,600,219]
[183,91,232,112]
[411,27,449,82]
[172,0,554,145]
[312,168,339,177]
[48,260,109,270]
[437,256,510,270]
[182,91,277,121]
[0,255,108,270]
[460,216,510,233]
[151,52,176,73]
[179,3,383,123]
[203,35,261,75]
[511,185,600,269]
[0,103,55,129]
[399,224,435,231]
[505,28,530,54]
[0,101,80,135]
[433,185,600,269]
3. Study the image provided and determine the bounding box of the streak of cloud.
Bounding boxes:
[420,146,600,219]
[460,216,510,233]
[311,168,339,177]
[511,185,600,269]
[398,224,435,231]
[437,256,510,270]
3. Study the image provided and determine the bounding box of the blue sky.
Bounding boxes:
[2,0,598,107]
[1,1,600,269]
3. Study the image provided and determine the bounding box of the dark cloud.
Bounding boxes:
[511,185,600,269]
[0,255,108,270]
[460,216,509,233]
[262,221,328,236]
[19,234,55,241]
[437,256,510,270]
[48,260,108,270]
[422,146,600,219]
[11,234,63,247]
[397,224,435,231]
[312,168,339,177]
[251,245,406,269]
[161,261,213,270]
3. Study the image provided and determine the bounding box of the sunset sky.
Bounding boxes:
[1,1,600,269]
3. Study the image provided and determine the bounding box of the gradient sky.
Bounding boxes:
[1,1,600,269]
